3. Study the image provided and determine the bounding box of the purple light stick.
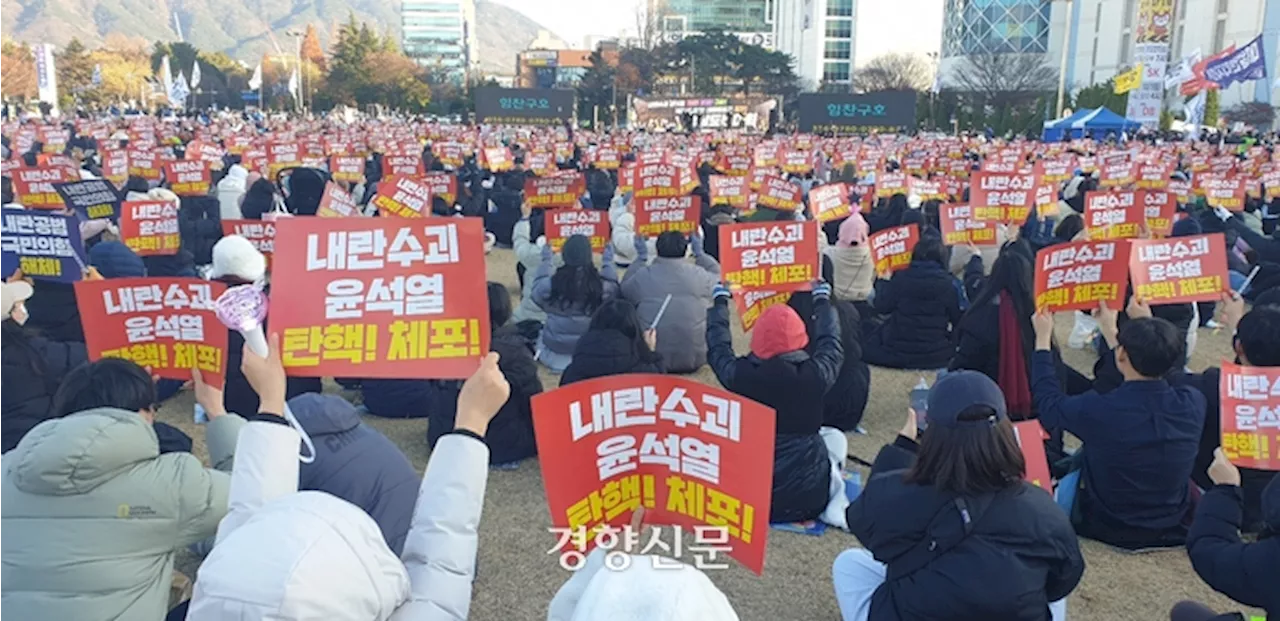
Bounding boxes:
[215,285,269,357]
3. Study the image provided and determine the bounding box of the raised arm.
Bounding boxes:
[705,285,738,388]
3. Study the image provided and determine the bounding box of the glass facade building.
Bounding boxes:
[402,0,476,83]
[661,0,773,33]
[941,0,1051,57]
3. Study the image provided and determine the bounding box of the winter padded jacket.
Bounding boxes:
[620,254,720,373]
[707,296,843,522]
[560,329,666,387]
[186,421,489,621]
[1,408,243,620]
[825,244,875,302]
[1,334,88,452]
[512,219,550,324]
[290,393,422,555]
[861,260,963,370]
[531,245,621,358]
[846,437,1086,621]
[1186,482,1280,620]
[23,280,85,343]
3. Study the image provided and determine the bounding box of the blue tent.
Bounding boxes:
[1041,107,1142,141]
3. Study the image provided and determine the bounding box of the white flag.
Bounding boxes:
[91,63,102,86]
[1184,90,1207,140]
[288,67,299,98]
[170,70,191,108]
[191,61,202,89]
[1165,49,1201,90]
[247,63,262,90]
[159,55,174,100]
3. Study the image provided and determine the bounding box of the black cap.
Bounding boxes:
[927,371,1008,428]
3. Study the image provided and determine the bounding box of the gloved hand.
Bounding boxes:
[541,241,553,262]
[690,232,705,257]
[634,233,649,263]
[1213,205,1233,222]
[812,281,832,302]
[712,282,732,302]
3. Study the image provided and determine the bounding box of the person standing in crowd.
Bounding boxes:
[837,371,1084,621]
[1,278,87,452]
[1032,304,1204,550]
[1,357,244,620]
[824,213,876,319]
[531,234,620,372]
[216,162,249,220]
[1173,450,1279,621]
[620,231,720,373]
[427,283,542,466]
[182,339,510,621]
[707,281,849,526]
[560,299,665,386]
[861,234,963,370]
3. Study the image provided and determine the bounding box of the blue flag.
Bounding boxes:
[1204,35,1266,89]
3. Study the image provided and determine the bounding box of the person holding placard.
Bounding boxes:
[531,234,620,373]
[861,234,963,371]
[1032,304,1205,550]
[560,299,665,386]
[824,213,876,317]
[620,231,720,373]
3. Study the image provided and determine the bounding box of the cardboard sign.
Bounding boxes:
[433,142,464,169]
[12,167,69,209]
[1084,191,1144,240]
[100,149,130,187]
[1136,162,1174,189]
[634,195,700,237]
[1200,175,1246,211]
[1098,160,1135,189]
[119,200,181,256]
[385,154,424,178]
[910,177,948,202]
[330,155,365,183]
[221,220,277,265]
[546,209,610,252]
[74,278,228,386]
[524,174,586,209]
[591,148,621,170]
[1129,233,1228,304]
[482,147,512,172]
[127,148,161,180]
[709,176,749,209]
[0,210,86,282]
[54,179,120,221]
[317,183,362,218]
[423,171,459,206]
[532,374,775,575]
[809,183,852,223]
[734,289,793,332]
[874,172,908,198]
[719,220,818,292]
[266,141,302,177]
[1169,179,1192,204]
[269,217,490,379]
[1036,158,1075,185]
[634,163,683,199]
[869,224,920,274]
[969,171,1037,223]
[372,176,433,218]
[1142,190,1177,237]
[939,204,999,247]
[1034,240,1128,312]
[781,150,813,175]
[1012,420,1052,492]
[163,160,212,196]
[1219,363,1280,471]
[756,175,802,212]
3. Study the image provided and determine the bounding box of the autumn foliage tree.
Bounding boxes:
[2,39,38,100]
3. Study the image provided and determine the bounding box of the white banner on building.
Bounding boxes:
[1125,0,1175,128]
[33,43,59,113]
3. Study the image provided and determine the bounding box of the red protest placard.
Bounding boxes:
[709,176,749,209]
[869,224,920,274]
[269,217,490,379]
[1084,191,1144,240]
[12,167,68,209]
[433,142,464,168]
[734,289,793,331]
[756,175,802,212]
[1129,233,1228,304]
[1012,420,1052,492]
[372,175,432,218]
[591,147,621,170]
[127,148,161,180]
[547,208,610,252]
[74,278,228,386]
[1098,160,1135,189]
[532,374,775,575]
[330,155,365,183]
[163,160,211,196]
[1219,363,1280,470]
[524,174,585,209]
[423,171,459,205]
[100,149,130,188]
[810,183,852,223]
[719,220,818,292]
[482,147,513,172]
[969,171,1037,222]
[266,141,301,177]
[1142,190,1177,237]
[1200,175,1246,211]
[1136,161,1174,189]
[221,220,276,266]
[634,162,683,199]
[385,154,424,178]
[317,183,362,218]
[119,200,181,256]
[874,172,908,198]
[634,195,700,237]
[780,150,812,175]
[939,204,999,247]
[1034,240,1129,312]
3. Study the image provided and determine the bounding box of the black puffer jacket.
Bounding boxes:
[1,326,88,452]
[847,437,1085,621]
[23,281,84,343]
[560,329,665,387]
[707,295,843,523]
[179,196,223,265]
[789,294,870,432]
[862,259,962,370]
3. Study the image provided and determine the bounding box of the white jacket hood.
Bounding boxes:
[547,550,738,621]
[187,491,411,621]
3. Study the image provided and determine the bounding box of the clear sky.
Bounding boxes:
[488,0,945,64]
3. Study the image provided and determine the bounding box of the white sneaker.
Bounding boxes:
[1204,319,1222,329]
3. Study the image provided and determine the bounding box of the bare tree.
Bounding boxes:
[951,53,1058,108]
[851,53,932,93]
[1223,102,1276,130]
[635,0,667,49]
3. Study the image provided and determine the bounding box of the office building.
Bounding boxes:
[401,0,479,84]
[938,0,1053,84]
[515,43,620,89]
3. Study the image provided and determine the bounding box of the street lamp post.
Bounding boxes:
[285,29,304,114]
[1055,0,1074,119]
